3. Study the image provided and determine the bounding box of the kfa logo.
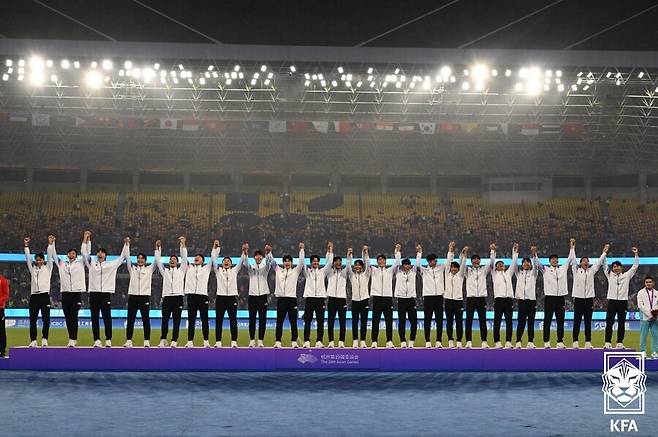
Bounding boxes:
[602,351,647,414]
[609,419,638,433]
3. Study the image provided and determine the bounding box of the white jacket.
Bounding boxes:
[515,262,538,300]
[24,246,53,294]
[464,250,494,298]
[444,256,467,300]
[327,266,349,299]
[303,252,332,298]
[48,242,87,293]
[274,250,305,298]
[637,287,658,321]
[571,252,605,299]
[246,253,274,296]
[419,251,454,297]
[394,253,421,299]
[492,250,518,298]
[155,246,188,297]
[534,248,576,297]
[369,253,401,297]
[346,253,370,302]
[126,253,156,296]
[603,255,640,301]
[184,248,219,296]
[82,242,129,294]
[214,253,246,297]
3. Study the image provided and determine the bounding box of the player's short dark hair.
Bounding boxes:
[254,250,263,257]
[354,260,364,267]
[426,253,437,262]
[67,248,78,255]
[34,252,45,261]
[282,254,293,262]
[450,261,460,269]
[310,255,320,262]
[401,258,411,266]
[549,254,559,261]
[495,260,504,267]
[194,253,205,262]
[223,256,232,263]
[521,257,532,264]
[333,256,342,263]
[97,248,107,255]
[645,275,654,282]
[611,261,622,268]
[579,256,589,263]
[137,253,146,259]
[376,254,386,261]
[471,254,481,261]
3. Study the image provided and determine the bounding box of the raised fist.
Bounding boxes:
[489,243,496,251]
[123,237,131,245]
[394,244,401,252]
[603,244,610,254]
[530,246,538,254]
[299,242,305,250]
[84,231,91,238]
[569,238,576,248]
[632,247,639,255]
[512,242,519,252]
[362,245,369,253]
[264,244,272,254]
[347,247,353,257]
[448,241,456,250]
[327,241,334,251]
[213,240,220,248]
[48,235,56,244]
[416,244,422,253]
[155,240,161,249]
[24,237,31,246]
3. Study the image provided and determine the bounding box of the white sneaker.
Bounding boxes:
[359,341,367,348]
[123,340,133,348]
[604,342,612,349]
[274,341,282,348]
[556,342,565,349]
[41,339,48,347]
[543,342,551,349]
[327,341,335,348]
[504,341,513,349]
[214,341,222,348]
[400,341,407,348]
[158,339,167,348]
[105,340,112,348]
[170,341,177,348]
[481,341,490,349]
[257,340,264,348]
[515,342,522,349]
[371,342,378,348]
[67,339,76,348]
[185,341,194,348]
[584,341,593,349]
[303,341,311,348]
[495,341,502,349]
[425,341,432,348]
[526,342,535,349]
[248,340,256,348]
[408,341,414,348]
[316,341,324,348]
[465,341,473,349]
[385,341,394,349]
[231,341,238,348]
[448,340,455,349]
[338,341,345,348]
[572,341,579,349]
[93,340,102,348]
[353,340,359,348]
[203,340,210,348]
[616,342,625,349]
[652,352,658,359]
[435,341,443,348]
[28,340,37,348]
[291,341,299,348]
[456,342,463,349]
[143,340,150,348]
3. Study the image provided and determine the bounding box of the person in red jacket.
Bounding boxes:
[0,273,9,358]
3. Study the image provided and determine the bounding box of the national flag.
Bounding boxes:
[521,123,539,136]
[74,116,117,127]
[397,123,416,133]
[31,114,50,126]
[160,118,179,130]
[541,123,561,135]
[418,122,436,135]
[9,113,28,123]
[333,121,352,134]
[243,121,268,131]
[353,122,374,132]
[481,123,501,133]
[439,122,460,134]
[460,123,479,135]
[311,121,329,133]
[287,121,310,133]
[200,119,225,132]
[564,122,584,136]
[118,118,142,129]
[143,118,160,128]
[375,122,394,131]
[182,119,201,131]
[268,120,287,133]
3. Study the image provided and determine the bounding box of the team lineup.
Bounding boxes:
[17,232,658,356]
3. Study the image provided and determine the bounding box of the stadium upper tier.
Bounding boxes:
[0,191,654,257]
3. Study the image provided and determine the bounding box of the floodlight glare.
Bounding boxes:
[102,60,112,70]
[61,59,70,69]
[85,70,102,88]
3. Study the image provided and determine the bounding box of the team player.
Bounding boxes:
[154,236,187,348]
[48,234,87,347]
[637,275,658,359]
[24,236,54,347]
[419,242,455,348]
[532,238,575,349]
[124,240,157,348]
[346,246,370,348]
[273,243,305,348]
[370,244,401,348]
[326,251,349,348]
[463,243,494,348]
[491,243,519,349]
[245,244,274,348]
[212,242,247,348]
[515,250,539,348]
[81,232,130,347]
[602,246,639,349]
[394,245,422,348]
[184,240,220,348]
[571,244,608,349]
[302,242,333,348]
[444,246,468,348]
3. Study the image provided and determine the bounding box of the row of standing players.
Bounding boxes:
[17,233,658,356]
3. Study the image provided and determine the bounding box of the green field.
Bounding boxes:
[3,328,644,351]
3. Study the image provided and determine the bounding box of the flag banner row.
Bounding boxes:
[0,113,586,136]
